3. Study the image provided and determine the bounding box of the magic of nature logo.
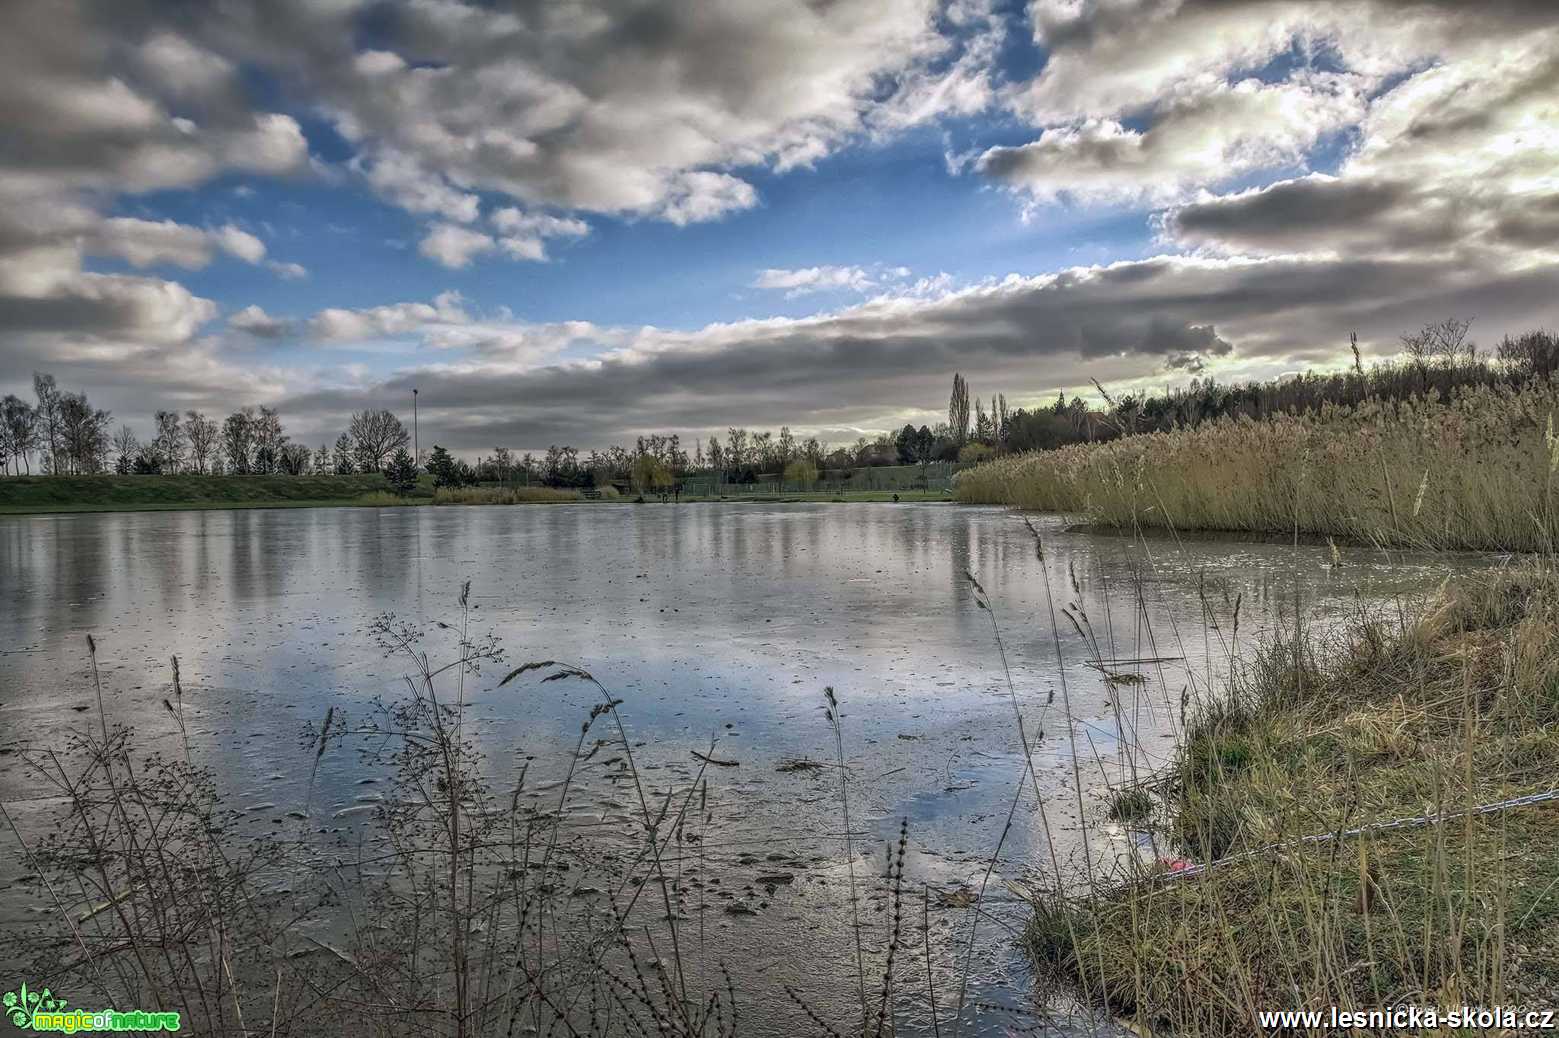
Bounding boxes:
[4,983,180,1032]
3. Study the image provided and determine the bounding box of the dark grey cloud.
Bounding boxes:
[1173,178,1407,242]
[270,249,1559,450]
[1168,177,1424,253]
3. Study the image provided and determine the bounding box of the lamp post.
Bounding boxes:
[412,388,419,468]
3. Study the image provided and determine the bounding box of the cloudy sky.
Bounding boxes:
[3,0,1558,452]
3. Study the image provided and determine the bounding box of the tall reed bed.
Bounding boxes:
[958,379,1559,551]
[1031,562,1559,1035]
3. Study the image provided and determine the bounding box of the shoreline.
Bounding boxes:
[1030,562,1559,1034]
[0,488,956,517]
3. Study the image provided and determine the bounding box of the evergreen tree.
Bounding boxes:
[426,445,459,487]
[385,447,419,496]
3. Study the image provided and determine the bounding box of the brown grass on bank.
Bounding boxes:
[958,379,1559,551]
[1032,563,1559,1035]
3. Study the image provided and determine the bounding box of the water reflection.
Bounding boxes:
[0,503,1488,1034]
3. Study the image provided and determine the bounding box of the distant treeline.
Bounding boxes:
[1102,322,1559,437]
[6,321,1553,486]
[0,382,417,480]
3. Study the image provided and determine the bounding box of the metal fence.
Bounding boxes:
[679,463,962,498]
[679,476,954,497]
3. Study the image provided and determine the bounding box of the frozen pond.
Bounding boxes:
[0,503,1487,1034]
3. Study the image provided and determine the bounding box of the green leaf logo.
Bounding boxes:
[4,983,66,1028]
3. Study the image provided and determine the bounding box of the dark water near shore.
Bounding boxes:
[0,503,1488,1034]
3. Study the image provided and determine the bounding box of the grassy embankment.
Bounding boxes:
[957,379,1559,551]
[1032,563,1559,1035]
[0,474,953,514]
[0,473,399,513]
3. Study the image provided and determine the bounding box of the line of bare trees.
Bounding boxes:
[0,375,113,475]
[0,373,412,479]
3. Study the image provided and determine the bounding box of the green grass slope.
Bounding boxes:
[0,473,396,513]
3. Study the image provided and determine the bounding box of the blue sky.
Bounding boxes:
[108,110,1161,334]
[2,0,1557,451]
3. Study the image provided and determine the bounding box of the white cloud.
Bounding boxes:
[301,291,585,370]
[81,217,273,270]
[981,75,1366,205]
[986,0,1559,216]
[753,265,878,297]
[417,224,495,269]
[293,0,953,223]
[137,32,236,99]
[267,259,308,280]
[1163,24,1559,267]
[411,208,593,268]
[651,172,760,227]
[489,207,589,261]
[310,290,470,342]
[868,0,1005,133]
[229,304,294,338]
[212,224,266,264]
[88,218,214,269]
[356,150,482,223]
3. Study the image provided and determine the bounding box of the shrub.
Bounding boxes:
[1105,788,1154,824]
[783,458,818,486]
[957,442,995,464]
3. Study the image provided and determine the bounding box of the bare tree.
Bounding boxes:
[112,425,140,474]
[1,394,37,474]
[949,373,971,447]
[57,392,111,474]
[153,410,185,472]
[349,410,410,471]
[34,373,62,474]
[223,407,256,474]
[726,428,748,474]
[1497,329,1559,379]
[252,406,287,474]
[185,411,219,474]
[279,442,311,475]
[1402,318,1472,375]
